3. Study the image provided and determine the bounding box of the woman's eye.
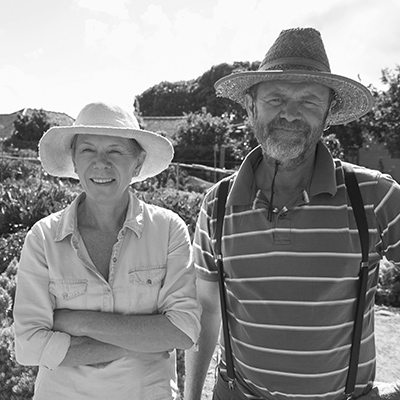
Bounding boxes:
[80,148,94,153]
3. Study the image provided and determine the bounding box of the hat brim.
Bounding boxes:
[214,70,374,125]
[39,125,174,183]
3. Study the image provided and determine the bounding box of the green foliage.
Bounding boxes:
[4,109,51,151]
[0,325,37,400]
[0,158,42,181]
[172,111,238,169]
[136,188,203,239]
[137,81,195,116]
[328,117,372,160]
[367,66,400,157]
[136,61,260,123]
[0,178,77,236]
[321,133,345,159]
[376,258,400,307]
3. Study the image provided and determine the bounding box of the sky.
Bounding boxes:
[1,0,399,119]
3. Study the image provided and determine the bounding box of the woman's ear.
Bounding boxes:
[133,151,146,177]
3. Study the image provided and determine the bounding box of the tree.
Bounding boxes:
[136,61,260,121]
[5,109,51,151]
[328,117,372,161]
[368,66,400,157]
[172,111,236,169]
[136,81,195,116]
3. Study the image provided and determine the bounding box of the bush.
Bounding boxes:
[376,258,400,307]
[137,187,203,239]
[0,326,37,400]
[0,159,41,182]
[0,178,78,236]
[0,231,27,275]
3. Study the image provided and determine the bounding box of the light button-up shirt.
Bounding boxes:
[14,189,201,400]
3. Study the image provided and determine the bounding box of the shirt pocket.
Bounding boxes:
[128,266,166,314]
[48,279,88,309]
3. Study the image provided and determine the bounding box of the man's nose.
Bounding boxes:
[279,100,300,122]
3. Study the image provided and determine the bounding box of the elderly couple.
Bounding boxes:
[14,28,400,400]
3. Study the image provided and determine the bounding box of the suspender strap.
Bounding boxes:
[343,164,370,398]
[215,179,236,388]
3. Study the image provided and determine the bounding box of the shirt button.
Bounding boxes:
[113,257,117,263]
[62,293,68,299]
[146,279,152,285]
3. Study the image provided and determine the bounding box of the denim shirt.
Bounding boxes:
[14,189,201,400]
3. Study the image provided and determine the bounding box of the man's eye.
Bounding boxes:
[80,148,94,153]
[303,100,318,107]
[269,98,283,105]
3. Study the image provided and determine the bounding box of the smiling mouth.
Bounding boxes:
[91,178,114,184]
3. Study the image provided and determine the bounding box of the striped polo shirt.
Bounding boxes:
[193,142,400,400]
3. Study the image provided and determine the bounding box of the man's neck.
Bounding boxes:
[258,152,315,189]
[255,150,316,210]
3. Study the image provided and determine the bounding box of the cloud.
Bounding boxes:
[75,0,130,19]
[141,4,172,29]
[26,48,44,60]
[84,19,143,59]
[84,19,109,47]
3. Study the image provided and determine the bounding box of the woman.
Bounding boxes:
[13,102,201,399]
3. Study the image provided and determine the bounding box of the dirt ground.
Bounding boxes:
[374,306,400,382]
[199,305,400,399]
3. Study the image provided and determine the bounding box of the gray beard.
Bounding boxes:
[254,118,323,168]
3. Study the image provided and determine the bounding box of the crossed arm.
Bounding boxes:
[54,309,193,366]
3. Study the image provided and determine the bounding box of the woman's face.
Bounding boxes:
[73,134,144,206]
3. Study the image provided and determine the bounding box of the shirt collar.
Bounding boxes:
[55,188,145,242]
[227,141,336,207]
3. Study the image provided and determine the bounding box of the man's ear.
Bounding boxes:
[244,93,256,125]
[324,99,337,130]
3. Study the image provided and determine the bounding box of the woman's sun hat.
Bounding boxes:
[214,27,374,125]
[39,101,174,183]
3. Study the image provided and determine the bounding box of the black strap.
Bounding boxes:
[214,165,370,397]
[343,164,370,398]
[214,179,236,388]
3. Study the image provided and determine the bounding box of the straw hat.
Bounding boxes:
[214,27,374,125]
[39,102,174,183]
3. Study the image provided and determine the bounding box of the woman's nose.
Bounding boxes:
[93,152,111,168]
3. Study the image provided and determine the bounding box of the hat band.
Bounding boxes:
[260,57,330,72]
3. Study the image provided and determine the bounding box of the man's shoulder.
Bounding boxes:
[337,160,385,183]
[337,160,400,201]
[203,174,237,202]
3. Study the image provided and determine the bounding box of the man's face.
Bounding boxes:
[246,80,332,168]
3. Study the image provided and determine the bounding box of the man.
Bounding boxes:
[185,28,400,400]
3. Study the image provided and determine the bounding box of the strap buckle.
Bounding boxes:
[228,378,236,390]
[344,393,355,400]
